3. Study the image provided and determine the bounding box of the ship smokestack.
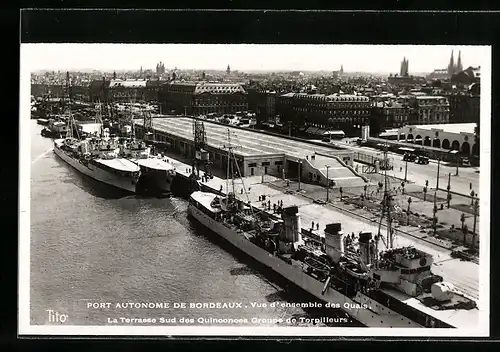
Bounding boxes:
[324,223,344,262]
[281,206,302,243]
[279,206,303,253]
[358,232,373,265]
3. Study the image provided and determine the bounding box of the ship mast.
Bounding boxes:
[225,129,231,195]
[376,141,394,250]
[65,71,78,140]
[384,144,394,249]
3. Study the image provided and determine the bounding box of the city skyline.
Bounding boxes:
[24,44,487,75]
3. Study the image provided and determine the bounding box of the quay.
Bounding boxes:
[134,117,369,188]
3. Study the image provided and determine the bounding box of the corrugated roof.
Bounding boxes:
[109,79,147,88]
[194,82,245,95]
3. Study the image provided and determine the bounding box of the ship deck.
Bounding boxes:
[95,158,140,172]
[191,191,222,213]
[136,157,176,171]
[381,287,479,330]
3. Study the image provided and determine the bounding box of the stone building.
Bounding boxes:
[276,92,371,136]
[159,81,248,115]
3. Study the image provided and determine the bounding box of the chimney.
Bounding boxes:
[358,232,373,265]
[324,223,344,262]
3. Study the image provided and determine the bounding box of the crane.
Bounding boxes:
[192,119,212,179]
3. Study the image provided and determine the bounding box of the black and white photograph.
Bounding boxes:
[19,42,490,337]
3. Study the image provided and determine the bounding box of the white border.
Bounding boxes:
[19,44,491,337]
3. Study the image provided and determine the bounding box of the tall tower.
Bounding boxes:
[226,65,231,75]
[448,51,455,77]
[340,64,344,75]
[456,51,463,73]
[140,65,143,78]
[400,57,408,76]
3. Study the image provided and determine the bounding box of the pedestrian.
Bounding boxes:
[312,221,315,229]
[400,166,403,172]
[220,185,223,192]
[316,223,319,230]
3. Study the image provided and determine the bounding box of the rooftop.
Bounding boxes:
[408,123,476,134]
[109,79,147,88]
[416,95,446,100]
[135,117,351,158]
[194,82,246,95]
[280,93,369,102]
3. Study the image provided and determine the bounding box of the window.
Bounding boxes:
[262,162,270,166]
[248,162,257,167]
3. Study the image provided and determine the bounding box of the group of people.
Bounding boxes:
[258,197,284,214]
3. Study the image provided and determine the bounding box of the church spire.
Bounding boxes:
[226,64,231,75]
[456,50,463,73]
[448,50,455,77]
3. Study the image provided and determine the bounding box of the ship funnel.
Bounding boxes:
[358,232,373,265]
[280,206,302,244]
[324,223,344,262]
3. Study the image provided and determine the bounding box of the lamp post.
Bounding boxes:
[460,213,466,244]
[472,199,479,247]
[436,157,441,190]
[325,165,330,202]
[297,159,301,191]
[404,159,408,182]
[447,173,451,208]
[407,197,412,226]
[326,165,330,202]
[433,192,438,236]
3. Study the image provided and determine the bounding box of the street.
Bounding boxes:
[335,140,480,197]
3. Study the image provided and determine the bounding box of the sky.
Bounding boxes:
[23,44,488,74]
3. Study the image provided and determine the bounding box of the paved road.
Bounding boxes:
[334,141,480,196]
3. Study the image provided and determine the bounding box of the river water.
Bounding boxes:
[29,120,361,329]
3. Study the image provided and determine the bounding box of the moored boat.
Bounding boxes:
[187,129,479,329]
[119,138,176,195]
[53,95,141,193]
[54,136,141,193]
